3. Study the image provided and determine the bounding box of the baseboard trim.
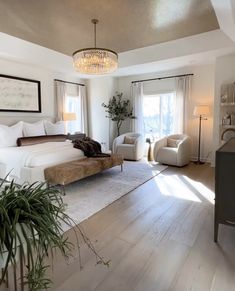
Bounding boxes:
[191,156,211,164]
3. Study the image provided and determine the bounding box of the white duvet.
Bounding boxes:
[0,141,84,178]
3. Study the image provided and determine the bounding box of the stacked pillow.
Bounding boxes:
[23,120,46,137]
[0,120,66,147]
[44,120,65,135]
[17,135,67,147]
[0,122,23,147]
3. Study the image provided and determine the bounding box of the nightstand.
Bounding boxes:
[67,133,86,141]
[146,138,154,162]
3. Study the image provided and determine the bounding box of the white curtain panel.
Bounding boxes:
[78,85,88,135]
[55,81,88,135]
[131,82,144,134]
[55,81,66,121]
[174,75,192,134]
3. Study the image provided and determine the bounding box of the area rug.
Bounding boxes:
[63,159,167,227]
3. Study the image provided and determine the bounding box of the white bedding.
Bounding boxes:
[0,141,84,178]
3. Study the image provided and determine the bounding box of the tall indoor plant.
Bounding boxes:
[0,179,108,291]
[102,92,135,136]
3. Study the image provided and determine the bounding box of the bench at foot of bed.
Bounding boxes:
[44,154,124,195]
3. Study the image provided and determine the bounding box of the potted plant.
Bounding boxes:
[102,92,136,136]
[0,179,108,291]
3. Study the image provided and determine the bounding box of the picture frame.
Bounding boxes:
[0,74,41,113]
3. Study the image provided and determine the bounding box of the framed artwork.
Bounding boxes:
[0,74,41,113]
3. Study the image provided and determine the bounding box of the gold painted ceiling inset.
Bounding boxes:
[0,0,219,55]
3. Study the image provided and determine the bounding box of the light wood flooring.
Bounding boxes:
[49,163,235,291]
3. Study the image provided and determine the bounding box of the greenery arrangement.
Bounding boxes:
[0,179,108,291]
[102,92,135,136]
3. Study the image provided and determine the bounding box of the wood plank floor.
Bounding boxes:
[48,163,235,291]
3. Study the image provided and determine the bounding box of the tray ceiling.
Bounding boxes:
[0,0,219,55]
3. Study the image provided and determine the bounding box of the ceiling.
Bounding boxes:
[0,0,219,56]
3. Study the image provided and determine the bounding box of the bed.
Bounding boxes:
[0,118,86,184]
[0,141,84,184]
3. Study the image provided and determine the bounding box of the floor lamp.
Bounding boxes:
[193,105,210,164]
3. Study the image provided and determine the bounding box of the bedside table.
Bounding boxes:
[67,133,86,141]
[146,138,155,162]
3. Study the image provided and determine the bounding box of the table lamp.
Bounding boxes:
[63,112,77,134]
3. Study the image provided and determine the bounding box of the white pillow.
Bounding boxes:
[23,121,46,137]
[167,138,181,148]
[124,136,136,144]
[44,120,65,135]
[0,122,23,147]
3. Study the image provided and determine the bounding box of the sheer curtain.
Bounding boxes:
[174,75,192,134]
[77,85,88,135]
[55,81,66,121]
[131,82,144,134]
[55,81,88,134]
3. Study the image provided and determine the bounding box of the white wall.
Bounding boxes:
[190,65,214,162]
[116,64,215,162]
[0,58,84,124]
[87,77,117,149]
[212,53,235,165]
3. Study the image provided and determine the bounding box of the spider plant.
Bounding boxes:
[0,178,108,290]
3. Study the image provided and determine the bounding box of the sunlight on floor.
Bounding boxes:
[153,172,215,204]
[154,174,201,202]
[182,175,215,204]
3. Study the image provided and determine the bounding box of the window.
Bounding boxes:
[143,92,175,139]
[65,95,82,134]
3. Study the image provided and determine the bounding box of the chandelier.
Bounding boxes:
[72,19,118,75]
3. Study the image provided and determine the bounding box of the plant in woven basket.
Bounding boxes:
[102,92,136,136]
[0,179,109,291]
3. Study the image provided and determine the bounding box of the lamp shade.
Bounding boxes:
[63,112,77,121]
[193,105,210,117]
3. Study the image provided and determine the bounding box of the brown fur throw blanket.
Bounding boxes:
[73,137,110,157]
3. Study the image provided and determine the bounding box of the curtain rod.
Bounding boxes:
[54,79,85,87]
[131,73,194,84]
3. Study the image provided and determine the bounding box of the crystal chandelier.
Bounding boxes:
[73,19,118,75]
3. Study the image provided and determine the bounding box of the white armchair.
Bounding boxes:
[153,134,191,166]
[113,132,144,161]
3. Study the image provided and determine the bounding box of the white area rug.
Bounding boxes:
[63,159,167,226]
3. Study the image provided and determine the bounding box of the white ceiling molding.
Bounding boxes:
[118,30,235,68]
[0,32,80,77]
[211,0,235,43]
[112,47,235,77]
[0,30,235,78]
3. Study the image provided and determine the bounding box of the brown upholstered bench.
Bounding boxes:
[44,154,123,195]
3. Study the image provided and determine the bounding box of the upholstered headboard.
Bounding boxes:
[0,116,55,126]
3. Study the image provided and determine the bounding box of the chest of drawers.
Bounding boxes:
[215,138,235,242]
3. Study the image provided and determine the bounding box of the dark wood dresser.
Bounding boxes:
[215,137,235,242]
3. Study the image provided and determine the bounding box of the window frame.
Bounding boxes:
[64,94,82,134]
[143,91,175,139]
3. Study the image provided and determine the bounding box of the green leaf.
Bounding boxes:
[0,178,109,290]
[102,92,136,136]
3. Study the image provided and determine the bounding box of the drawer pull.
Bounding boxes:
[226,220,235,225]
